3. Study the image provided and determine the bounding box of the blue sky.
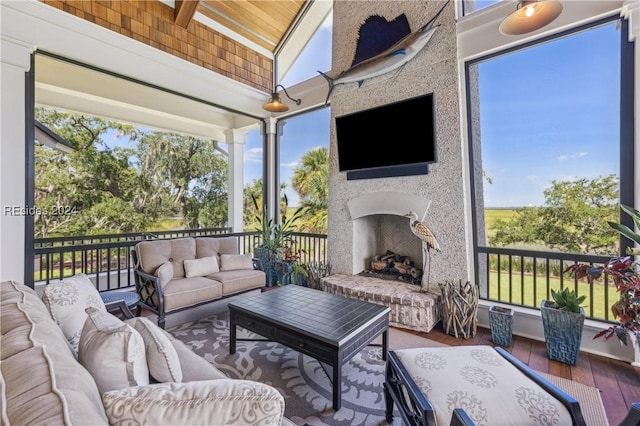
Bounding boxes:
[479,21,620,207]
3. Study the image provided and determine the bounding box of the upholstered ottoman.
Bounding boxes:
[384,345,586,426]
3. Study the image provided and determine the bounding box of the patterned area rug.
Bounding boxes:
[168,312,608,426]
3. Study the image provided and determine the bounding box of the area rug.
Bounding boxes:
[538,373,609,426]
[168,312,608,426]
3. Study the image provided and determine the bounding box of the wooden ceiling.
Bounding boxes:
[176,0,307,53]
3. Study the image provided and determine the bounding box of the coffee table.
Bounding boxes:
[228,285,390,410]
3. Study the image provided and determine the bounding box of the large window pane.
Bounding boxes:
[279,108,330,234]
[472,22,621,255]
[467,21,624,319]
[281,12,333,87]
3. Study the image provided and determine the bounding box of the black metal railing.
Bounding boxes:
[476,246,616,322]
[33,229,328,291]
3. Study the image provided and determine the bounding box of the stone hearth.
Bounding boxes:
[322,273,440,332]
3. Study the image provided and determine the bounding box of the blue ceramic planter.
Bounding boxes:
[540,300,584,365]
[254,247,277,287]
[488,305,514,347]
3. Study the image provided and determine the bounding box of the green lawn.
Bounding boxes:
[484,208,517,239]
[487,271,618,322]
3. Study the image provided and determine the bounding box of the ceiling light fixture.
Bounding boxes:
[499,0,563,36]
[262,84,301,113]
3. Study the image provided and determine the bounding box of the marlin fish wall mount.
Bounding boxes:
[319,0,450,105]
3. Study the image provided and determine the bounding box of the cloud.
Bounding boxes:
[245,147,262,163]
[557,152,588,161]
[525,175,537,180]
[281,160,300,169]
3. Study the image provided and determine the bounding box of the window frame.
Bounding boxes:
[463,13,634,292]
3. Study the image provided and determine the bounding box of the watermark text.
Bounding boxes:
[3,205,78,216]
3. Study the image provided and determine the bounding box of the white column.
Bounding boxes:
[264,117,279,223]
[0,38,32,282]
[224,129,248,233]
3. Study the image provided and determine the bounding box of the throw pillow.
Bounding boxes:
[155,261,174,287]
[78,307,149,394]
[220,254,253,271]
[41,273,107,356]
[183,256,219,277]
[125,317,182,383]
[102,380,286,426]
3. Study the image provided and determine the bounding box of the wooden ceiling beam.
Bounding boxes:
[175,0,199,28]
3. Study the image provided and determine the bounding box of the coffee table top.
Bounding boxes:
[228,285,389,345]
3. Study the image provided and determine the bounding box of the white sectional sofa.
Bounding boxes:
[0,279,293,425]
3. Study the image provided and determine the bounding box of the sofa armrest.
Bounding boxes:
[252,257,261,270]
[102,379,286,426]
[133,268,164,312]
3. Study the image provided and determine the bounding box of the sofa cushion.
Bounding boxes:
[102,379,286,426]
[393,346,573,426]
[171,341,228,381]
[78,307,149,394]
[155,261,174,287]
[162,277,222,312]
[41,273,107,355]
[2,345,109,425]
[0,305,73,360]
[1,281,108,425]
[208,269,265,296]
[136,237,196,279]
[220,253,253,271]
[125,317,182,383]
[184,256,220,277]
[0,280,49,319]
[195,236,238,258]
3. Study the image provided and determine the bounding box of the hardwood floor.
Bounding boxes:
[419,324,640,426]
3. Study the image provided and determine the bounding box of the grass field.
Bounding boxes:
[484,208,517,240]
[487,271,618,322]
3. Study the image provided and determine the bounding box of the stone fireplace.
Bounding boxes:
[322,191,442,332]
[348,192,432,276]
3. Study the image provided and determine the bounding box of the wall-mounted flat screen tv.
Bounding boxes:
[335,93,436,180]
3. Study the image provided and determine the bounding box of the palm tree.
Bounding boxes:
[291,147,328,233]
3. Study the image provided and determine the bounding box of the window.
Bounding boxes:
[466,18,631,319]
[462,0,502,16]
[280,12,333,87]
[279,108,330,234]
[469,21,621,255]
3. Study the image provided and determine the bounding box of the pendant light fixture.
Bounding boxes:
[262,84,301,113]
[499,0,563,36]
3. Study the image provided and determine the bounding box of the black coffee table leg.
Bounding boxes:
[229,313,237,354]
[382,328,388,361]
[333,361,341,410]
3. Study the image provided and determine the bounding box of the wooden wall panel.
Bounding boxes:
[40,0,273,92]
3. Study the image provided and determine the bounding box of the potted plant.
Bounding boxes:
[540,288,586,365]
[488,305,514,347]
[565,204,640,366]
[283,263,309,286]
[252,194,303,286]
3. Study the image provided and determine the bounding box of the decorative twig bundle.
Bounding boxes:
[438,280,480,339]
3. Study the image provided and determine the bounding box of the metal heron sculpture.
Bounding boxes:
[406,211,440,292]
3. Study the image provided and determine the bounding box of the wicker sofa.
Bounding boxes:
[0,280,293,425]
[132,236,265,328]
